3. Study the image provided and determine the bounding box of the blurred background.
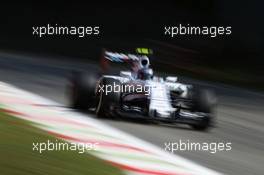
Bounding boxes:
[0,1,263,89]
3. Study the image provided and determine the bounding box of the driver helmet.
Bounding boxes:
[139,56,150,69]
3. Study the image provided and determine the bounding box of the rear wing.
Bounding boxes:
[100,48,153,73]
[104,51,140,62]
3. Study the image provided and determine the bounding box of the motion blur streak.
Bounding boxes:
[0,52,263,175]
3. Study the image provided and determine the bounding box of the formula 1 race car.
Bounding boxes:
[68,49,217,131]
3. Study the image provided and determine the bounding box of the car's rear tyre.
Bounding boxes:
[96,78,121,117]
[69,71,98,110]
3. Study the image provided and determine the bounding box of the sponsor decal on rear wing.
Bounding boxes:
[104,51,139,62]
[103,48,153,62]
[100,48,153,73]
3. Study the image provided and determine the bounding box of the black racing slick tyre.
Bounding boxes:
[191,117,212,131]
[190,87,217,131]
[69,71,98,110]
[96,78,121,117]
[191,88,216,113]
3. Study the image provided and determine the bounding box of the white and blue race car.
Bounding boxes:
[68,49,217,131]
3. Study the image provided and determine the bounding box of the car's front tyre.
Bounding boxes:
[189,86,217,131]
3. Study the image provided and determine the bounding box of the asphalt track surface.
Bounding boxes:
[0,52,263,175]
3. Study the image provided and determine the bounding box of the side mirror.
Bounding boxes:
[166,76,178,83]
